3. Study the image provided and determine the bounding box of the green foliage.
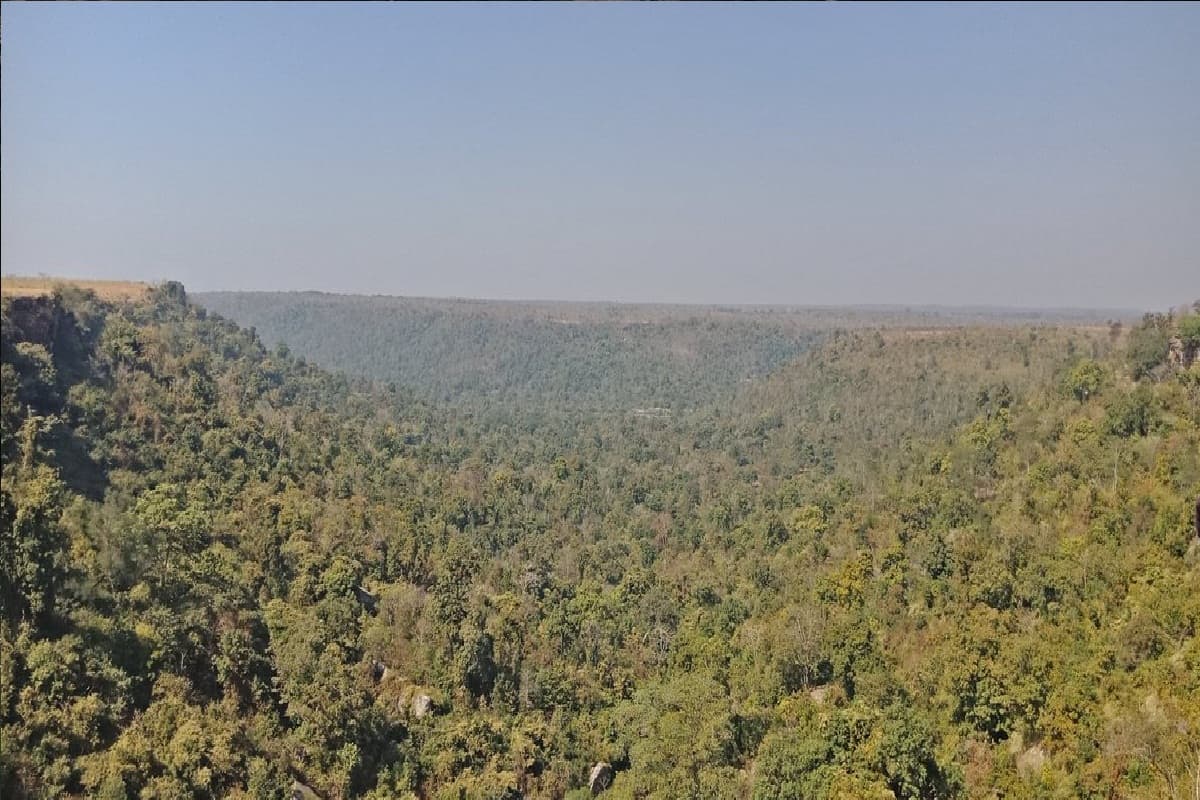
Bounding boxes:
[196,292,826,413]
[0,468,67,624]
[1178,311,1200,348]
[1064,358,1104,403]
[1104,385,1157,437]
[196,292,1119,417]
[1,287,1194,800]
[1125,312,1172,378]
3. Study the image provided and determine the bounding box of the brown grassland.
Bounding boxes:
[0,275,150,300]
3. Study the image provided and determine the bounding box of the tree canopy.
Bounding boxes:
[2,285,1197,799]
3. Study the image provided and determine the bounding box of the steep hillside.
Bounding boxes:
[193,292,824,411]
[194,291,1127,412]
[718,325,1118,486]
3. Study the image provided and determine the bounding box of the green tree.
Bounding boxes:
[1065,359,1105,403]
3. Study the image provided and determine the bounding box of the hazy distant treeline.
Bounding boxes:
[195,291,1131,412]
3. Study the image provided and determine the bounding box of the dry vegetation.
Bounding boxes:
[1,275,149,301]
[1,285,1197,799]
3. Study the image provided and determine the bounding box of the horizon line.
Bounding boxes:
[0,272,1162,316]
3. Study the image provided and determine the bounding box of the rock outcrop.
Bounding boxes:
[291,780,321,800]
[589,762,614,795]
[412,693,435,718]
[1168,336,1198,370]
[354,585,378,613]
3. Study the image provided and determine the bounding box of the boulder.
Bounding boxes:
[412,693,435,718]
[589,762,614,795]
[291,780,321,800]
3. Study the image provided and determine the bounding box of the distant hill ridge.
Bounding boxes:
[195,288,1139,325]
[194,289,1135,412]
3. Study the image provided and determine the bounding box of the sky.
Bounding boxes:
[2,2,1197,309]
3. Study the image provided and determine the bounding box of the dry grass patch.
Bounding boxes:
[1,276,150,301]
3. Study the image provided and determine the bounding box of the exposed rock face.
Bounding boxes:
[3,296,68,349]
[1168,336,1198,369]
[291,780,321,800]
[354,586,378,613]
[589,762,614,795]
[412,693,435,718]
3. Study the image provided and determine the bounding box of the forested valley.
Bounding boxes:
[193,291,1124,414]
[2,282,1198,800]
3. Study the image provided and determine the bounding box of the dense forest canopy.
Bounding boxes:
[2,283,1198,800]
[194,291,1130,413]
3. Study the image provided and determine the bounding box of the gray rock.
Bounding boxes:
[1168,336,1198,370]
[291,780,321,800]
[589,762,614,795]
[412,693,434,718]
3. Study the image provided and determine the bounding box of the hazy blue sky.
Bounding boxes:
[2,2,1197,308]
